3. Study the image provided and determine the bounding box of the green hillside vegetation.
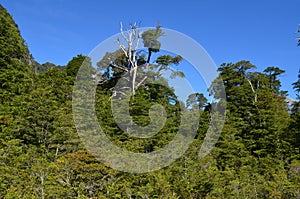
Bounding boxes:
[0,5,299,198]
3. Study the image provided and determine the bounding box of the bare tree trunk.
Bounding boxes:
[132,66,137,95]
[118,22,141,94]
[245,76,258,103]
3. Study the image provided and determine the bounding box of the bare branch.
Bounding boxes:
[110,62,128,72]
[110,90,127,99]
[120,22,129,43]
[245,76,258,103]
[118,22,149,94]
[130,23,137,41]
[117,38,128,57]
[136,75,148,89]
[134,31,141,51]
[246,78,255,93]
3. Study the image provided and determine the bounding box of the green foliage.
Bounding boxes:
[292,70,300,99]
[65,54,88,78]
[0,5,30,68]
[33,61,64,73]
[263,66,286,94]
[0,6,299,198]
[142,26,164,52]
[290,70,300,153]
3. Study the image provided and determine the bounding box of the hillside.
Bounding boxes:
[0,4,299,198]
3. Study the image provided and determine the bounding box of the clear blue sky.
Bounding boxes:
[1,0,299,99]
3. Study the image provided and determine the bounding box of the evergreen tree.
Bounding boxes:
[0,5,299,197]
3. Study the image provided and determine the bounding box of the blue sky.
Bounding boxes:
[1,0,299,99]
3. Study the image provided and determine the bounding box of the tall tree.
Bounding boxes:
[97,23,183,95]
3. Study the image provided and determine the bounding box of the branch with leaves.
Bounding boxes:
[97,23,185,95]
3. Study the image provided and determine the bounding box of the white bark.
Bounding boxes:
[118,22,143,95]
[245,76,258,103]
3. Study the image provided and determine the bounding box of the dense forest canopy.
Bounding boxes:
[0,4,299,198]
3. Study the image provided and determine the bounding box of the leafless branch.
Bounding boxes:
[134,31,141,51]
[136,76,148,89]
[120,22,129,43]
[110,62,128,72]
[117,38,128,57]
[245,76,257,103]
[117,22,148,94]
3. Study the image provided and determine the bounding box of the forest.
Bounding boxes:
[0,4,299,199]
